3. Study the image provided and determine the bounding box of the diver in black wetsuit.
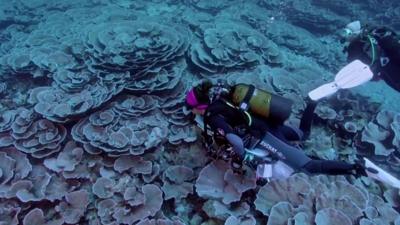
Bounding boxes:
[185,80,367,177]
[341,21,400,92]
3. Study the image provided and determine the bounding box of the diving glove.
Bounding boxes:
[226,133,245,159]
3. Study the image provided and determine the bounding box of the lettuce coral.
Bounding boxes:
[72,95,169,156]
[23,208,63,225]
[161,165,195,201]
[56,190,90,224]
[359,110,400,171]
[189,20,276,73]
[0,1,399,224]
[195,160,256,204]
[255,174,399,224]
[112,184,163,224]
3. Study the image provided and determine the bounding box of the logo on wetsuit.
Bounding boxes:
[260,141,286,160]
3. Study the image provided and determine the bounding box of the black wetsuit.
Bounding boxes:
[204,99,357,176]
[346,27,400,92]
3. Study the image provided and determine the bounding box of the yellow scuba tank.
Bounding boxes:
[231,84,293,123]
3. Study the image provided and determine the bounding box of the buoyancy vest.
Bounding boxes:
[371,27,400,66]
[347,27,399,70]
[202,83,293,144]
[352,27,400,91]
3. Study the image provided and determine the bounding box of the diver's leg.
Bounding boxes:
[302,159,355,175]
[279,125,304,141]
[299,99,318,140]
[262,132,311,170]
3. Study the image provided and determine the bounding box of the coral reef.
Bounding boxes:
[196,160,256,204]
[188,19,281,74]
[72,95,170,156]
[356,110,400,172]
[255,174,399,224]
[0,0,399,224]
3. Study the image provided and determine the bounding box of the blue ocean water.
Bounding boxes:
[0,0,399,224]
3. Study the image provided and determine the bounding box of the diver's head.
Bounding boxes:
[185,80,213,115]
[339,20,362,43]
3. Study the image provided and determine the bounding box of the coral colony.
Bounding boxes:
[0,0,399,224]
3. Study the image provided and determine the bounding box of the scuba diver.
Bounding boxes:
[186,79,400,188]
[185,79,369,178]
[340,20,400,93]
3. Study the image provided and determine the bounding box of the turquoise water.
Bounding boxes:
[0,1,399,224]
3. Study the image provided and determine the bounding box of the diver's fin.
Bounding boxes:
[308,60,373,101]
[363,157,400,189]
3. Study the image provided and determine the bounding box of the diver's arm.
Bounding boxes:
[207,114,234,136]
[208,114,245,158]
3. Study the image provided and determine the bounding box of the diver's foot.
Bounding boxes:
[353,159,369,177]
[256,178,269,186]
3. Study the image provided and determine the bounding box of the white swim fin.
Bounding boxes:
[363,157,400,189]
[308,60,373,101]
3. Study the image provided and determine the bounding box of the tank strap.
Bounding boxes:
[239,85,255,111]
[224,100,252,126]
[367,35,377,66]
